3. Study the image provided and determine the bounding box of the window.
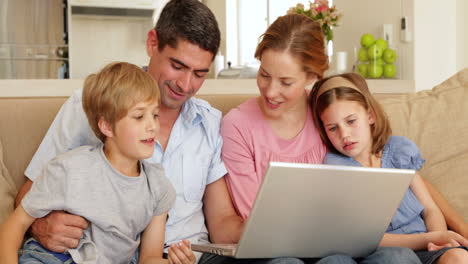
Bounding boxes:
[225,0,331,67]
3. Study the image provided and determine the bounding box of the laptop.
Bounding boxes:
[191,162,415,259]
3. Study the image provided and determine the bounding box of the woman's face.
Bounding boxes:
[257,49,316,119]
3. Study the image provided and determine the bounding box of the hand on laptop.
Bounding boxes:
[426,230,468,251]
[168,240,196,264]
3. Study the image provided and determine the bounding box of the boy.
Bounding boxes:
[0,62,194,263]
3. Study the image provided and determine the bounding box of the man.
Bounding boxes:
[15,0,243,262]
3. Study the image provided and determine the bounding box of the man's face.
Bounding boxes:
[147,38,213,111]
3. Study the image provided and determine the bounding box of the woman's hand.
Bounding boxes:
[168,240,196,264]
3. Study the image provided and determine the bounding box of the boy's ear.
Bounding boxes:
[98,117,114,138]
[368,109,376,125]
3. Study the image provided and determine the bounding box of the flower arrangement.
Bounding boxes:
[287,0,342,42]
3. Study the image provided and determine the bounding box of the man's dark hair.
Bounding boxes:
[155,0,220,60]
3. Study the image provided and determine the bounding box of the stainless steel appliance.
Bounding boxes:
[0,0,68,79]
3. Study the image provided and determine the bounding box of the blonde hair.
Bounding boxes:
[309,73,391,155]
[82,62,159,142]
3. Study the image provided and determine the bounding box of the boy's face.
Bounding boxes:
[320,99,375,164]
[147,34,213,111]
[106,99,160,163]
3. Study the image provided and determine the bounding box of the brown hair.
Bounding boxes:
[82,62,160,142]
[155,0,220,60]
[254,13,329,79]
[309,73,392,155]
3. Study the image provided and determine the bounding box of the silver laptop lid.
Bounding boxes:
[235,162,415,258]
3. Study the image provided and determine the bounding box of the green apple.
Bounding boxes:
[358,47,369,62]
[368,63,383,78]
[360,33,375,48]
[383,48,397,64]
[357,63,368,77]
[367,44,383,59]
[375,38,388,50]
[383,64,397,78]
[371,58,385,66]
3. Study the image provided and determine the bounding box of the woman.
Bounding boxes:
[220,14,421,264]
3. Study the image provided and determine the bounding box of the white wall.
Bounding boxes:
[457,0,468,71]
[69,15,152,78]
[333,0,413,81]
[413,0,457,91]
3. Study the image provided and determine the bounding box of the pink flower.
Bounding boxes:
[287,0,342,42]
[316,5,328,12]
[314,0,329,7]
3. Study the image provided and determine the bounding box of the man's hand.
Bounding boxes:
[30,211,88,253]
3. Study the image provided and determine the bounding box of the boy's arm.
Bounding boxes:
[15,178,33,208]
[203,177,244,243]
[411,172,446,231]
[0,205,36,263]
[15,179,88,253]
[423,178,468,238]
[138,213,168,264]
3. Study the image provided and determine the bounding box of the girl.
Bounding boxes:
[309,72,468,264]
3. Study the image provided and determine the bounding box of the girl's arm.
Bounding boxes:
[423,177,468,238]
[410,172,446,231]
[0,205,36,262]
[379,231,468,250]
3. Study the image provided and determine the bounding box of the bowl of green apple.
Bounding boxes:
[355,33,397,79]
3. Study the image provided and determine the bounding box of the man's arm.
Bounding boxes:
[424,178,468,238]
[203,177,244,243]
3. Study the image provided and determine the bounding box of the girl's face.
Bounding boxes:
[257,49,316,119]
[320,99,375,163]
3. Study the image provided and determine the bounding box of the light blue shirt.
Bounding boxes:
[324,136,427,235]
[25,88,227,258]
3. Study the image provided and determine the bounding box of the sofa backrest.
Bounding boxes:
[378,68,468,221]
[1,68,467,223]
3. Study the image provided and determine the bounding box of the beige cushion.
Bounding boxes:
[379,68,468,222]
[0,139,16,225]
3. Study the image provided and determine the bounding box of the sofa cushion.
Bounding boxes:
[379,68,468,222]
[0,139,16,225]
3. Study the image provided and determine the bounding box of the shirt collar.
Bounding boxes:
[180,98,203,128]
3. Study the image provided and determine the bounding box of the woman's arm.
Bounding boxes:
[423,178,468,238]
[0,205,36,263]
[411,172,446,231]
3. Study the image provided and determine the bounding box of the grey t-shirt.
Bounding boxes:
[22,144,175,264]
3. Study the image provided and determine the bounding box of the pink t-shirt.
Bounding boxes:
[221,98,326,219]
